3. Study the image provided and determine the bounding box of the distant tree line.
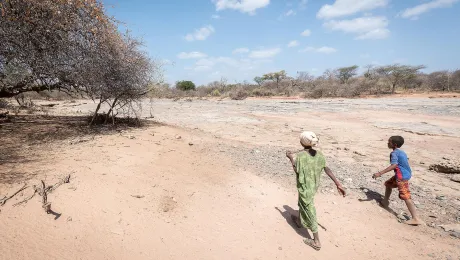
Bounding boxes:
[154,64,460,99]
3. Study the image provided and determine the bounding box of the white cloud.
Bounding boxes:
[299,0,308,10]
[211,14,221,19]
[315,47,338,54]
[300,46,337,54]
[317,0,388,19]
[177,51,208,59]
[213,0,270,15]
[249,47,281,58]
[356,28,390,40]
[287,40,299,48]
[285,9,296,16]
[232,47,250,54]
[324,16,390,40]
[301,29,311,36]
[400,0,459,20]
[278,8,296,20]
[185,25,215,41]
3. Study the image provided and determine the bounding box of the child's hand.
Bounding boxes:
[286,150,293,157]
[372,173,380,179]
[336,184,346,197]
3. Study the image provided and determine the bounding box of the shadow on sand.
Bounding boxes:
[0,114,157,185]
[358,187,398,217]
[275,205,313,240]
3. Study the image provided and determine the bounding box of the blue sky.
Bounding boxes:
[103,0,460,85]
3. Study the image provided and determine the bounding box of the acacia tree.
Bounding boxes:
[175,80,196,91]
[87,34,156,125]
[262,70,286,88]
[335,65,359,84]
[0,0,116,98]
[1,0,159,125]
[375,64,426,93]
[254,76,264,86]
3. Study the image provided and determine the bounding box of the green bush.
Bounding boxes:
[175,80,196,91]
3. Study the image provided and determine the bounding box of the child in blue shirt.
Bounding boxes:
[373,136,423,226]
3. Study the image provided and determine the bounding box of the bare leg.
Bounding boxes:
[313,232,321,248]
[404,199,424,225]
[380,187,391,208]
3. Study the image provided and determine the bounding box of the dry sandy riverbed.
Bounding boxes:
[0,96,459,260]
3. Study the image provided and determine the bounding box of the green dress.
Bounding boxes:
[294,150,326,233]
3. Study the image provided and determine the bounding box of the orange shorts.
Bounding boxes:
[385,176,411,200]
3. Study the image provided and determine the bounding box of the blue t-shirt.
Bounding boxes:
[390,149,412,180]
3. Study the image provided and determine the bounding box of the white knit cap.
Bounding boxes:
[300,131,319,147]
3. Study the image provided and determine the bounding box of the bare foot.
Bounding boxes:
[404,219,424,226]
[304,238,321,251]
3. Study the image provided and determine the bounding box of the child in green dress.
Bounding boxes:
[286,131,346,251]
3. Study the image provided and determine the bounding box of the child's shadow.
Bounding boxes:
[275,205,312,240]
[358,187,398,217]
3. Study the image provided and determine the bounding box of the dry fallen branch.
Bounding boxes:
[9,174,72,211]
[0,183,28,206]
[39,174,71,213]
[13,188,38,207]
[47,174,71,194]
[41,180,51,213]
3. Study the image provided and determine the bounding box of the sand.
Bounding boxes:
[1,96,459,260]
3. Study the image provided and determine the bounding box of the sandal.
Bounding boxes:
[303,238,321,251]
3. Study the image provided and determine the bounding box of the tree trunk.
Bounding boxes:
[14,94,25,106]
[104,97,118,124]
[392,83,396,94]
[90,98,104,126]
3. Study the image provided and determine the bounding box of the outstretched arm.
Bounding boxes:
[286,151,297,173]
[324,167,346,197]
[372,164,397,179]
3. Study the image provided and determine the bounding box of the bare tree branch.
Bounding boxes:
[0,183,28,206]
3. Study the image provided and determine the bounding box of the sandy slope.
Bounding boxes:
[1,123,459,260]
